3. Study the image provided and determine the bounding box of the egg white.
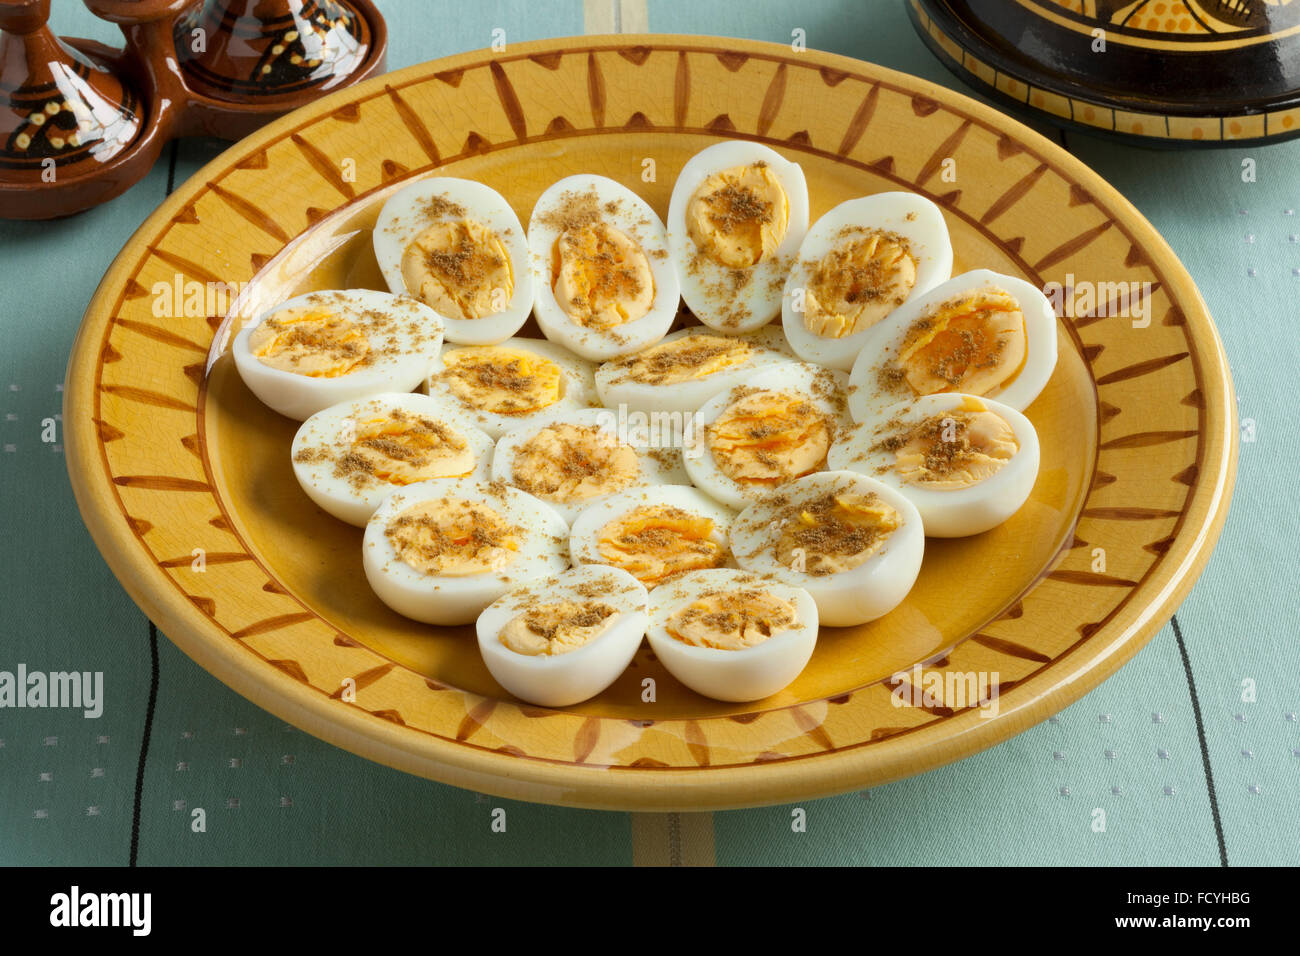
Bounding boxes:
[683,361,852,511]
[667,140,810,333]
[424,336,598,439]
[476,564,649,707]
[527,174,679,361]
[829,394,1040,538]
[372,176,533,345]
[645,568,818,702]
[492,406,689,524]
[568,484,737,585]
[362,478,569,626]
[594,325,796,417]
[781,192,954,371]
[231,289,444,421]
[291,392,494,528]
[847,269,1059,424]
[730,470,925,627]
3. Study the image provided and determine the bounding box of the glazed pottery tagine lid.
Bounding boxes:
[0,0,142,174]
[909,0,1300,145]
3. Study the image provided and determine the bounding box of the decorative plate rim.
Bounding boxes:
[65,33,1237,810]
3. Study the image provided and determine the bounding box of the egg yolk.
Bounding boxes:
[774,491,900,576]
[248,309,370,377]
[881,399,1019,490]
[337,409,475,487]
[666,589,798,650]
[499,600,618,656]
[401,219,514,320]
[551,221,655,329]
[511,423,639,504]
[686,162,789,268]
[385,497,520,576]
[596,505,727,584]
[893,287,1027,397]
[437,346,564,416]
[622,332,754,386]
[708,389,830,485]
[803,231,916,339]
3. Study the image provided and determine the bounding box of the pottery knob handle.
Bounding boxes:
[0,0,51,36]
[82,0,193,24]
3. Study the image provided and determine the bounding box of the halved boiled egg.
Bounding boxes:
[527,174,679,361]
[491,407,687,524]
[668,141,810,332]
[372,177,532,345]
[424,336,597,438]
[291,392,494,527]
[731,470,924,627]
[569,484,735,588]
[231,289,443,420]
[829,393,1040,538]
[683,361,851,511]
[476,564,649,707]
[646,568,817,702]
[362,478,569,626]
[781,192,953,370]
[595,325,794,416]
[848,269,1058,424]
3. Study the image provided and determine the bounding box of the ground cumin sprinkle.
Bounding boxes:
[524,603,616,640]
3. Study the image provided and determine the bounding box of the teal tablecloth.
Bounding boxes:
[1,0,1295,866]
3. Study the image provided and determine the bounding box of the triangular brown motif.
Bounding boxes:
[269,659,310,682]
[371,709,406,725]
[1090,471,1117,491]
[1125,244,1147,268]
[126,516,153,537]
[381,159,408,181]
[183,363,204,385]
[1068,184,1093,206]
[1182,388,1204,407]
[174,206,199,225]
[180,434,201,457]
[465,131,491,154]
[250,253,270,271]
[996,135,1024,160]
[235,151,268,170]
[333,633,362,647]
[434,68,464,87]
[618,46,652,65]
[786,130,813,147]
[262,579,289,594]
[209,515,231,532]
[1173,464,1199,486]
[190,596,216,616]
[937,188,962,206]
[819,66,849,86]
[706,114,736,132]
[1004,236,1025,255]
[101,342,122,363]
[624,111,653,129]
[1099,401,1121,423]
[94,418,124,442]
[546,115,575,133]
[529,51,564,70]
[911,94,940,116]
[1078,620,1104,638]
[1163,306,1186,326]
[124,279,149,300]
[869,155,895,173]
[1081,343,1104,364]
[332,102,361,122]
[1144,535,1176,555]
[206,315,223,331]
[716,51,748,72]
[305,206,329,225]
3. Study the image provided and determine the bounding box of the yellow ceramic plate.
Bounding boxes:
[65,35,1236,810]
